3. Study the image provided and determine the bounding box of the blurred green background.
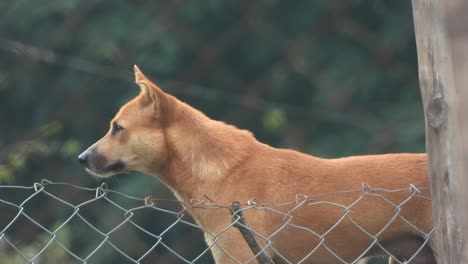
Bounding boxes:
[0,0,424,263]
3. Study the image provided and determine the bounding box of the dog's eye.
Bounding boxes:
[112,122,124,134]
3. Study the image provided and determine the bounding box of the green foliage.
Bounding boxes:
[0,165,13,183]
[39,121,63,138]
[0,222,72,263]
[60,139,80,157]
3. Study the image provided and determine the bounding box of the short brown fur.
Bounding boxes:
[79,66,436,263]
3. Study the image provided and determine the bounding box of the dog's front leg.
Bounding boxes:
[205,228,265,264]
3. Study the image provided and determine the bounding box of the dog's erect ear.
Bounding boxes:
[133,65,165,114]
[134,65,156,100]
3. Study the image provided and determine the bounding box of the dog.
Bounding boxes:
[78,66,436,264]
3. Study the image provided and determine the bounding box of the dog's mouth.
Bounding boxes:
[105,161,126,172]
[85,161,126,178]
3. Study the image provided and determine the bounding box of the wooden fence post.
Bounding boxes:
[412,0,468,263]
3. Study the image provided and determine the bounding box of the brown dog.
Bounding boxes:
[78,66,436,264]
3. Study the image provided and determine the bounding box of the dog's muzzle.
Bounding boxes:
[78,146,125,177]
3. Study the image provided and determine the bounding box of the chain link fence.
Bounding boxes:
[0,180,433,263]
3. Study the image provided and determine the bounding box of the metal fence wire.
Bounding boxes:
[0,180,434,264]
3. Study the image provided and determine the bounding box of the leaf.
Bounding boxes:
[263,108,287,132]
[0,165,13,183]
[39,121,63,138]
[61,139,80,156]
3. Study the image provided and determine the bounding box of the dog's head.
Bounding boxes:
[78,66,171,178]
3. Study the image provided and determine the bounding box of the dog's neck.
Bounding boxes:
[161,100,255,202]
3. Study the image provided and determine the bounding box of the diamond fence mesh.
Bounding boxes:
[0,180,433,264]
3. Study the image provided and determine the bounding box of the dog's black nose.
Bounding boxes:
[78,152,88,164]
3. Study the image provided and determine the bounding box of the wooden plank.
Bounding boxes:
[412,0,468,263]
